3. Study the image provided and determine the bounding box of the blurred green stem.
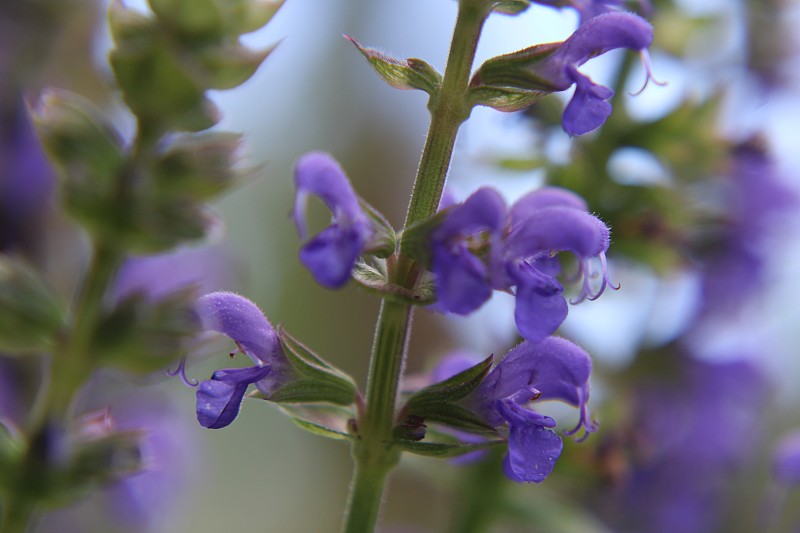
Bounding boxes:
[341,1,490,532]
[450,449,507,533]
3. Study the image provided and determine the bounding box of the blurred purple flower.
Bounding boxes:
[530,0,624,25]
[600,355,768,533]
[113,245,234,302]
[700,140,797,313]
[0,99,54,252]
[429,186,612,342]
[773,431,800,486]
[435,337,596,483]
[529,12,654,135]
[293,152,373,289]
[194,292,295,429]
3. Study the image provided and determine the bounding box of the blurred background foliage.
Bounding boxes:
[3,0,800,531]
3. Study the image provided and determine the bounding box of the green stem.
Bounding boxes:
[341,2,490,532]
[400,0,491,256]
[0,498,36,533]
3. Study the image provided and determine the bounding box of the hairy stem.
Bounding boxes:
[341,2,490,532]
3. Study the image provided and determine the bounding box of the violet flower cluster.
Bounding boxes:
[430,186,612,342]
[432,337,596,483]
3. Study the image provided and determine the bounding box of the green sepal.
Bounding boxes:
[278,404,355,441]
[109,2,218,132]
[62,429,144,492]
[470,42,561,93]
[398,208,450,268]
[492,0,532,15]
[252,327,357,405]
[91,288,200,373]
[33,90,129,228]
[360,199,396,259]
[0,257,65,353]
[147,0,224,43]
[467,85,549,112]
[403,355,495,434]
[151,132,242,201]
[346,36,442,97]
[218,0,284,35]
[189,41,278,91]
[394,437,503,458]
[351,260,436,305]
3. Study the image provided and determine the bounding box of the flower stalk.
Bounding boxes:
[342,1,491,531]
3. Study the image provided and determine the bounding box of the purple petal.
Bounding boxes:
[433,187,507,240]
[548,12,654,77]
[113,246,232,302]
[196,365,272,429]
[196,292,279,365]
[510,187,588,225]
[432,246,493,315]
[430,188,507,314]
[431,351,484,384]
[293,152,371,288]
[498,399,563,483]
[562,67,614,136]
[504,205,610,260]
[514,275,568,343]
[299,224,366,288]
[475,337,593,426]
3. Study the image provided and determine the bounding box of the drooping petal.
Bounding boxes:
[497,399,563,483]
[514,273,569,343]
[196,292,279,365]
[432,245,493,315]
[562,66,615,136]
[298,224,366,289]
[195,365,272,429]
[293,152,372,289]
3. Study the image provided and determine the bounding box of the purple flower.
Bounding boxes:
[429,188,507,314]
[700,141,797,313]
[429,186,612,342]
[530,12,654,135]
[194,292,294,429]
[293,152,373,289]
[0,99,55,252]
[773,431,800,487]
[436,337,596,483]
[113,246,233,303]
[598,355,768,533]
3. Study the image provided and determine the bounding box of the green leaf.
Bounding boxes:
[394,438,503,458]
[0,257,65,353]
[467,85,549,112]
[278,404,355,441]
[291,418,353,441]
[347,36,442,96]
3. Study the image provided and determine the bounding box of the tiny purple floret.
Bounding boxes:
[293,152,372,289]
[194,292,292,429]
